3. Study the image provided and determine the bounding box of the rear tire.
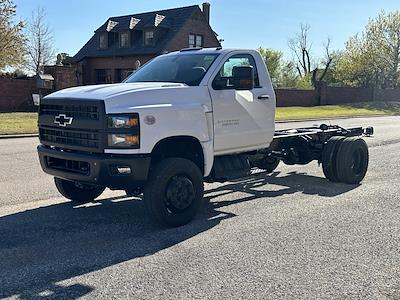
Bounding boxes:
[322,136,345,182]
[144,158,204,227]
[335,137,369,184]
[54,178,105,204]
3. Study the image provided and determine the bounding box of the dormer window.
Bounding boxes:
[189,34,203,48]
[99,33,108,49]
[120,32,129,48]
[144,30,154,46]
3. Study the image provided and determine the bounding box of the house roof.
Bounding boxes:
[73,5,202,62]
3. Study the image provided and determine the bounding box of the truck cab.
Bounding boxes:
[38,48,371,227]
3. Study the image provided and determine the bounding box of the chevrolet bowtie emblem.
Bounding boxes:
[54,114,73,127]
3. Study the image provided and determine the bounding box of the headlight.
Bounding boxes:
[108,134,139,147]
[108,115,139,128]
[107,114,140,148]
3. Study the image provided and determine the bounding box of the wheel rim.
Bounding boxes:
[351,148,364,175]
[165,175,195,213]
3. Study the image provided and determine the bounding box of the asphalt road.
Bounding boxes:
[0,116,399,299]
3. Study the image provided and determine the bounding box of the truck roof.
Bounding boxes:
[166,47,256,56]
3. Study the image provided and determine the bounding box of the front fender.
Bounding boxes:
[105,103,211,152]
[104,103,214,175]
[139,103,211,151]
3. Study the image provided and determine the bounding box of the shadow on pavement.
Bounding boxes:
[0,171,359,299]
[205,170,359,203]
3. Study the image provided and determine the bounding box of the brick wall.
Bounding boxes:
[275,86,400,107]
[374,88,400,102]
[44,65,78,90]
[324,86,373,105]
[275,89,318,107]
[0,77,37,112]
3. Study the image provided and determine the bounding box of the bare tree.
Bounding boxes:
[288,24,312,77]
[312,38,335,86]
[289,24,337,87]
[26,7,55,74]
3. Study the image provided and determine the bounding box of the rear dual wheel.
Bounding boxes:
[322,136,345,182]
[322,136,369,184]
[336,137,369,184]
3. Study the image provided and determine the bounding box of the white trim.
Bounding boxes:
[104,148,141,154]
[128,104,172,109]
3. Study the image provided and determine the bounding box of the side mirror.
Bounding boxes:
[232,65,254,90]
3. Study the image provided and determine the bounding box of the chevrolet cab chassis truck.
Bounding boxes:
[37,48,373,227]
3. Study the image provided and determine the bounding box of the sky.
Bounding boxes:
[13,0,400,60]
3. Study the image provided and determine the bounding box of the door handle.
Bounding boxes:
[257,95,270,100]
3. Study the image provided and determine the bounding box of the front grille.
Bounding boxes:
[39,128,100,149]
[38,99,105,152]
[45,156,90,175]
[40,104,100,120]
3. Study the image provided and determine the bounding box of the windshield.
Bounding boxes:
[124,53,219,86]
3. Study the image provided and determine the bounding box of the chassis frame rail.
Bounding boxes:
[273,124,374,139]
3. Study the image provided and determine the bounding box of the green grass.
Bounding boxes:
[276,101,400,121]
[0,102,399,135]
[0,112,38,135]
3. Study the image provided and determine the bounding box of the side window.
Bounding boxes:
[189,34,203,48]
[144,30,154,46]
[212,54,260,90]
[99,33,108,49]
[119,32,129,48]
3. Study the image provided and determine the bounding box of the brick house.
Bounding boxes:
[73,3,221,85]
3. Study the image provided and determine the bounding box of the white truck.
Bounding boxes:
[37,48,373,227]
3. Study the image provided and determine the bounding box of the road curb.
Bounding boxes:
[0,134,38,139]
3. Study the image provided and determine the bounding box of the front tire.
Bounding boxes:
[54,178,105,204]
[144,158,204,227]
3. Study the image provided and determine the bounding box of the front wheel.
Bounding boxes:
[144,158,204,227]
[54,178,105,204]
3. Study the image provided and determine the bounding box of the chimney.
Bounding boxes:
[202,2,210,24]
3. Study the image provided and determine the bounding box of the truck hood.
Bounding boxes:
[44,82,213,115]
[45,82,188,100]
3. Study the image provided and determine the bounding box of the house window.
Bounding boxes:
[99,33,108,49]
[95,69,111,84]
[115,69,134,82]
[120,32,129,48]
[189,34,203,48]
[196,35,203,47]
[144,30,154,46]
[189,34,195,47]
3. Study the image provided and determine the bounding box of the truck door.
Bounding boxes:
[208,52,275,154]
